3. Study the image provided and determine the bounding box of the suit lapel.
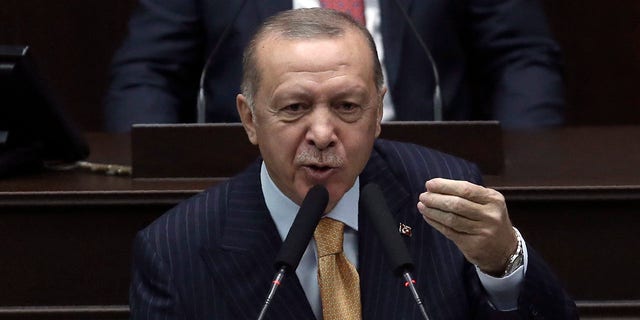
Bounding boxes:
[380,0,412,92]
[359,145,426,319]
[200,162,314,319]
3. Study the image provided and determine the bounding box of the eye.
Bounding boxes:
[275,103,310,121]
[284,104,301,112]
[282,103,309,113]
[339,102,357,111]
[335,102,361,113]
[333,102,365,122]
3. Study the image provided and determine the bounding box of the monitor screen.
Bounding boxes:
[0,45,89,177]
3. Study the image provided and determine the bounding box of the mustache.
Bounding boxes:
[295,149,344,167]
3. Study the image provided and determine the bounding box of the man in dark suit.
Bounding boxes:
[105,0,565,132]
[130,8,577,319]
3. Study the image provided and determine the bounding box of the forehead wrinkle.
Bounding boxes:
[256,32,376,104]
[273,72,368,103]
[272,65,346,91]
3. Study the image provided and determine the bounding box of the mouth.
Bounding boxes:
[308,164,332,172]
[302,164,337,181]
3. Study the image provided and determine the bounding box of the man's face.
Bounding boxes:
[237,29,385,212]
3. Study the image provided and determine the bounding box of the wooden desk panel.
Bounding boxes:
[0,203,167,306]
[485,126,640,188]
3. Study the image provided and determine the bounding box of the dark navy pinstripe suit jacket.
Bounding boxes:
[130,139,578,319]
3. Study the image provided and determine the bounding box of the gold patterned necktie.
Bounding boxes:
[320,0,366,25]
[314,218,362,320]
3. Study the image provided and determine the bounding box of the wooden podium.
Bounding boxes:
[131,121,504,178]
[2,126,640,319]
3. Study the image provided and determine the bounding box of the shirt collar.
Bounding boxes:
[260,162,359,241]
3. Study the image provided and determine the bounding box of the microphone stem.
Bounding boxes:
[402,271,431,320]
[257,266,287,320]
[196,0,249,123]
[391,0,443,121]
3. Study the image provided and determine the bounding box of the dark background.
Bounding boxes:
[1,0,639,131]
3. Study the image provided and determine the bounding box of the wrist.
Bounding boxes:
[478,227,523,277]
[501,227,524,277]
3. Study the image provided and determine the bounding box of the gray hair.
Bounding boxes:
[240,8,384,110]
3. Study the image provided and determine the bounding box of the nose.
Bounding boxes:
[305,107,337,150]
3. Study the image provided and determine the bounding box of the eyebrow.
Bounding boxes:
[271,76,371,102]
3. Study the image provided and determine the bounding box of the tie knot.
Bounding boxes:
[314,218,345,257]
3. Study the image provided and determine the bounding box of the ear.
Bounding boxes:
[374,87,387,138]
[236,94,258,145]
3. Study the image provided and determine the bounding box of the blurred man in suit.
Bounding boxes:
[105,0,565,132]
[130,8,577,319]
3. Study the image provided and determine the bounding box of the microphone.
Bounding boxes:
[390,0,443,121]
[360,183,431,320]
[196,0,249,123]
[257,184,329,320]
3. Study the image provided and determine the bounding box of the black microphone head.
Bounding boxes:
[360,183,414,276]
[274,184,329,271]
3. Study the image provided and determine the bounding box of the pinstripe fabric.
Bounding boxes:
[130,139,578,319]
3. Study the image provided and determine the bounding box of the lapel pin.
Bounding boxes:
[399,223,412,237]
